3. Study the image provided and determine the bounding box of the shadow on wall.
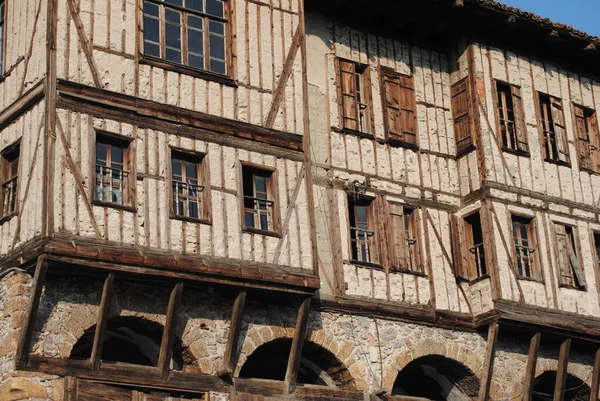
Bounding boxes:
[392,355,480,401]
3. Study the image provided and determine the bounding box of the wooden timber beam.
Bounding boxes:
[90,273,115,373]
[591,349,600,401]
[219,291,247,379]
[285,297,311,393]
[522,333,541,401]
[158,282,184,378]
[478,322,499,401]
[0,80,44,131]
[15,256,48,366]
[554,338,571,401]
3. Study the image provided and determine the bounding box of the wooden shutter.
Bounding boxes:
[408,208,424,273]
[528,218,541,280]
[511,85,529,152]
[591,111,600,172]
[383,73,403,141]
[389,202,407,270]
[451,214,471,280]
[550,98,570,163]
[338,59,358,131]
[398,75,418,146]
[574,105,593,170]
[451,78,472,154]
[554,223,574,286]
[567,230,586,287]
[382,72,418,147]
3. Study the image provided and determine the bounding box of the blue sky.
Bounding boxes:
[500,0,600,37]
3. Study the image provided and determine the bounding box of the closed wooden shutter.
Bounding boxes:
[591,111,600,172]
[408,208,424,273]
[554,223,574,286]
[511,85,529,152]
[338,59,358,131]
[528,218,540,280]
[574,105,593,170]
[382,71,418,146]
[389,202,407,270]
[451,78,473,154]
[566,228,586,288]
[383,73,403,141]
[398,75,418,146]
[451,214,471,280]
[550,98,570,163]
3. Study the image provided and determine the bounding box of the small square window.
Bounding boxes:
[348,196,378,265]
[511,216,541,280]
[338,59,373,135]
[242,165,278,234]
[1,142,20,218]
[94,134,133,207]
[171,150,209,222]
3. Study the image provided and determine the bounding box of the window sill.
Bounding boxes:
[456,144,476,159]
[349,260,384,270]
[559,284,586,292]
[91,200,137,213]
[242,227,282,238]
[0,212,17,225]
[543,158,571,168]
[464,274,490,286]
[386,137,419,151]
[170,214,212,225]
[516,275,545,284]
[390,267,427,277]
[501,148,530,158]
[140,55,238,88]
[334,127,375,140]
[580,166,600,176]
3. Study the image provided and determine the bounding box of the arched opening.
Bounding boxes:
[392,355,480,401]
[70,316,185,369]
[532,371,590,401]
[238,338,356,389]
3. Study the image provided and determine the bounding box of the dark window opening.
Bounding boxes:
[496,81,528,153]
[574,104,600,172]
[95,135,131,206]
[171,151,206,220]
[242,165,276,232]
[0,1,5,74]
[338,59,372,134]
[465,212,486,277]
[348,196,378,264]
[539,93,569,163]
[1,143,19,218]
[512,216,539,280]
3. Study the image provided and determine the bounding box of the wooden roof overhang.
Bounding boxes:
[305,0,600,78]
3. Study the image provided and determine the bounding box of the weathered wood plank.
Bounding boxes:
[158,282,184,377]
[219,291,248,378]
[554,338,571,401]
[590,348,600,401]
[91,273,115,372]
[478,322,499,401]
[285,297,311,392]
[522,333,541,401]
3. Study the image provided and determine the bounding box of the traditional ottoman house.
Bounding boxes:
[1,0,600,400]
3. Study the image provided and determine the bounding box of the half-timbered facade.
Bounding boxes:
[1,0,600,401]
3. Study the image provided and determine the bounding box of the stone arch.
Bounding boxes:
[236,337,358,390]
[536,358,593,387]
[532,371,591,401]
[384,338,485,391]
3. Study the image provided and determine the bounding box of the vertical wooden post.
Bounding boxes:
[219,291,247,378]
[158,282,184,377]
[523,333,541,401]
[478,322,499,401]
[285,297,311,393]
[554,338,571,401]
[15,256,48,366]
[590,348,600,401]
[90,273,115,372]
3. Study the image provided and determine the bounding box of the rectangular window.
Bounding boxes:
[143,0,229,75]
[171,151,208,221]
[539,93,569,164]
[594,232,600,272]
[0,1,5,74]
[512,216,540,280]
[242,165,277,233]
[95,135,131,206]
[496,81,528,153]
[451,78,473,155]
[381,69,418,148]
[348,196,379,265]
[1,143,19,218]
[451,212,486,281]
[338,59,372,134]
[573,104,600,172]
[554,223,586,290]
[388,203,422,273]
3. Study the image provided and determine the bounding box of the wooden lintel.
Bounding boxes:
[158,282,184,378]
[90,273,115,372]
[523,333,541,401]
[478,322,499,401]
[554,338,571,401]
[591,348,600,401]
[219,291,247,379]
[285,297,311,393]
[16,256,48,366]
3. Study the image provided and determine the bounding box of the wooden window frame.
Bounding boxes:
[336,58,374,137]
[380,67,419,149]
[553,222,586,291]
[494,80,529,156]
[139,0,236,87]
[169,148,211,225]
[451,211,488,282]
[538,92,570,166]
[347,195,380,267]
[0,139,20,223]
[510,215,542,282]
[572,103,600,174]
[451,77,475,157]
[92,131,136,212]
[386,202,424,275]
[239,162,281,237]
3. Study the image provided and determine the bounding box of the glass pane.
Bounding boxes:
[188,15,203,30]
[189,201,199,218]
[144,42,160,57]
[189,54,204,69]
[186,0,203,12]
[143,1,159,16]
[96,143,107,163]
[209,20,224,35]
[209,59,226,74]
[166,48,182,63]
[357,206,367,224]
[172,159,182,178]
[144,15,160,42]
[245,211,255,228]
[206,0,224,17]
[112,146,123,165]
[185,161,198,180]
[166,23,182,49]
[260,214,268,231]
[209,33,225,60]
[188,28,204,55]
[10,159,18,176]
[165,8,181,23]
[254,176,266,193]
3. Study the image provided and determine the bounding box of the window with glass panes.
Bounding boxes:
[512,216,539,280]
[1,144,19,217]
[348,197,378,265]
[95,138,129,205]
[243,166,276,232]
[171,153,205,219]
[0,1,5,74]
[143,0,228,75]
